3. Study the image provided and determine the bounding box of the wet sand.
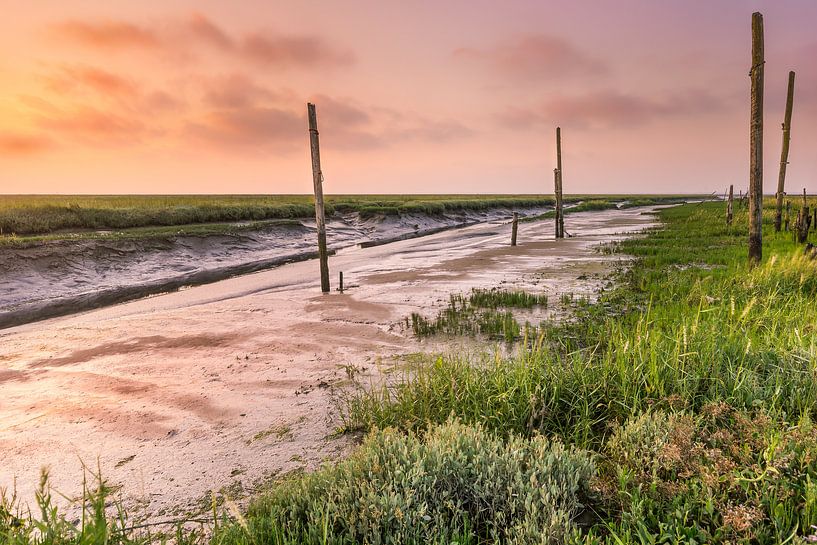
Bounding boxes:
[0,207,659,519]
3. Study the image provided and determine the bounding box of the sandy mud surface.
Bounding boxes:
[0,207,659,521]
[0,206,555,329]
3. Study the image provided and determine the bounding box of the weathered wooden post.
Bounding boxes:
[812,208,816,232]
[785,200,791,231]
[797,205,810,243]
[774,71,795,232]
[338,271,344,293]
[727,184,734,225]
[748,12,764,265]
[511,212,518,246]
[555,127,565,239]
[553,169,560,238]
[307,102,330,293]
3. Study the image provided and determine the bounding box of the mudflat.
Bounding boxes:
[0,207,658,519]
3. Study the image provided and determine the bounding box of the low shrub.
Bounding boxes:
[218,419,595,545]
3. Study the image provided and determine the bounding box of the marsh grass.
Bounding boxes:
[14,198,817,544]
[0,469,208,545]
[408,288,548,341]
[0,194,697,240]
[342,200,817,543]
[0,195,561,237]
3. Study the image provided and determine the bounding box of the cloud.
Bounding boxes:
[185,89,472,154]
[42,65,139,98]
[202,74,288,109]
[187,12,234,49]
[0,133,53,155]
[454,34,608,81]
[49,14,354,69]
[240,33,353,67]
[39,107,147,143]
[499,89,726,129]
[186,106,303,151]
[310,94,371,127]
[51,20,159,49]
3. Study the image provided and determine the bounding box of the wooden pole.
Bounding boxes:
[727,185,734,225]
[556,127,564,239]
[511,212,518,246]
[774,71,795,232]
[785,200,791,231]
[748,12,764,265]
[553,169,561,238]
[797,205,810,243]
[307,103,330,293]
[338,271,344,293]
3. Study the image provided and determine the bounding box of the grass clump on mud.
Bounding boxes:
[408,288,549,341]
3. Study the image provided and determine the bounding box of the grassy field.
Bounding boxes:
[0,194,698,245]
[7,196,817,544]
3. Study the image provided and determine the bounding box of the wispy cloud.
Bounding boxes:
[499,88,727,129]
[51,20,160,49]
[49,13,355,69]
[454,33,608,81]
[0,133,53,155]
[42,65,139,98]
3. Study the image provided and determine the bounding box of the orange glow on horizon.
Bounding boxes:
[1,1,816,195]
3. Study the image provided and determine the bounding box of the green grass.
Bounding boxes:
[0,194,700,242]
[407,288,549,341]
[15,196,817,544]
[340,198,817,543]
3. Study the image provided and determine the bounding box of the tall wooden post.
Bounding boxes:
[727,184,734,225]
[553,169,561,238]
[748,12,764,265]
[307,103,330,293]
[774,71,795,232]
[555,127,564,239]
[511,212,518,246]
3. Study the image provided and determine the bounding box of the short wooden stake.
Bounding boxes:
[339,271,344,293]
[774,71,795,232]
[748,12,764,265]
[785,200,791,231]
[307,103,330,293]
[511,212,518,246]
[797,205,810,243]
[727,184,734,225]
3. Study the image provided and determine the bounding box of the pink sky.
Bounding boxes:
[0,1,815,194]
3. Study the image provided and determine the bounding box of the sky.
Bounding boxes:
[0,0,815,195]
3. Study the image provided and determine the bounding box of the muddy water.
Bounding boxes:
[0,206,553,329]
[0,206,659,520]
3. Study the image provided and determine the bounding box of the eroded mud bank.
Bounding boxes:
[0,206,553,328]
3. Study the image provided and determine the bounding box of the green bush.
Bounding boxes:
[605,411,696,484]
[219,419,595,545]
